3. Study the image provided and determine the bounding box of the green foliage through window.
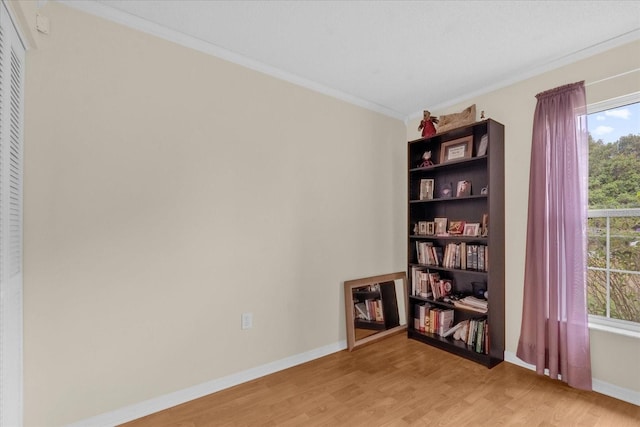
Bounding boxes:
[589,134,640,208]
[587,101,640,324]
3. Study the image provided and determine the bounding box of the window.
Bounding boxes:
[587,93,640,334]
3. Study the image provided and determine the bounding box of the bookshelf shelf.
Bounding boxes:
[409,154,488,173]
[408,329,500,367]
[409,295,455,309]
[409,194,488,204]
[409,294,489,315]
[354,319,386,330]
[407,119,505,368]
[409,263,489,276]
[409,235,488,242]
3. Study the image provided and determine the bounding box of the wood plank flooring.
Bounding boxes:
[122,333,639,426]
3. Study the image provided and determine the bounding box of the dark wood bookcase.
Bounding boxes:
[406,119,505,368]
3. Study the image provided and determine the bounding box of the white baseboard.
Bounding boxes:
[504,351,640,406]
[67,345,638,426]
[67,340,347,427]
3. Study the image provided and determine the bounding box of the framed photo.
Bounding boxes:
[418,221,428,235]
[456,180,472,197]
[442,279,453,296]
[440,136,473,163]
[426,221,435,235]
[477,134,488,156]
[481,213,489,237]
[463,223,480,236]
[419,178,434,200]
[448,220,465,235]
[434,217,448,236]
[439,182,453,198]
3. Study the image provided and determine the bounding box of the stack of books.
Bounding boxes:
[453,296,488,313]
[445,318,490,354]
[413,303,454,336]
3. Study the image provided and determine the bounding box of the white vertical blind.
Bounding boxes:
[0,2,24,426]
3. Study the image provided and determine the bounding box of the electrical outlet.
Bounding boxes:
[241,312,253,330]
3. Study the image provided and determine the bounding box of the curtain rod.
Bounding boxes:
[585,68,640,87]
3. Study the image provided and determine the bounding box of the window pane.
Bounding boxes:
[609,217,640,271]
[587,217,606,269]
[608,271,640,323]
[587,268,607,317]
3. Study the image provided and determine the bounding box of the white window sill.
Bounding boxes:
[588,316,640,339]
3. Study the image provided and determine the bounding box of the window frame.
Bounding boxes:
[586,91,640,338]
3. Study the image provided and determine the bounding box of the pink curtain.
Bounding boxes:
[516,81,592,390]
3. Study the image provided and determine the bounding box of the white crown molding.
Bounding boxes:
[53,1,640,123]
[504,351,640,407]
[66,339,347,427]
[408,28,640,121]
[55,0,405,121]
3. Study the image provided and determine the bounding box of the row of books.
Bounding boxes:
[442,243,488,271]
[453,296,488,313]
[415,241,442,266]
[410,266,452,300]
[354,299,384,322]
[413,303,454,336]
[412,305,490,354]
[448,318,490,354]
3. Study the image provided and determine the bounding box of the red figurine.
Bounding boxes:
[418,110,439,138]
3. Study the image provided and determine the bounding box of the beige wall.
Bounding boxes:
[408,40,640,394]
[15,0,640,425]
[22,3,406,425]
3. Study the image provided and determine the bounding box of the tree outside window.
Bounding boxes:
[587,100,640,325]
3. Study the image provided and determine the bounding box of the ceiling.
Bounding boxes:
[63,1,640,120]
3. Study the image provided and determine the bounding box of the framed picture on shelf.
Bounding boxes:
[448,220,465,235]
[418,221,428,235]
[477,134,488,156]
[481,213,489,237]
[419,178,435,200]
[426,221,435,235]
[440,135,473,163]
[456,180,472,197]
[442,279,453,295]
[463,223,480,236]
[439,182,453,198]
[434,217,448,236]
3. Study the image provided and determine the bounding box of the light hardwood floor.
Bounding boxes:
[122,333,639,426]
